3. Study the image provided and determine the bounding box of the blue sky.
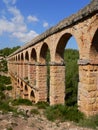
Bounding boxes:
[0,0,91,49]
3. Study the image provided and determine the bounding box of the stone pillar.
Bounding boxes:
[20,61,23,78]
[23,62,28,79]
[36,63,47,102]
[78,59,98,116]
[16,84,21,98]
[28,63,36,86]
[23,85,28,99]
[50,62,65,105]
[11,77,17,99]
[14,62,17,75]
[17,62,20,77]
[18,62,21,77]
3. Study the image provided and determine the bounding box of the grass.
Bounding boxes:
[12,98,33,106]
[0,101,16,113]
[79,114,98,129]
[30,108,40,115]
[7,127,13,130]
[45,104,84,122]
[36,101,49,109]
[44,103,98,129]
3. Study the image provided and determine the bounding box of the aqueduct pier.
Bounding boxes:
[7,0,98,116]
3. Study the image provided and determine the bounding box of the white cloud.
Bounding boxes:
[12,30,38,43]
[0,18,14,35]
[3,0,17,5]
[27,15,39,22]
[43,21,49,28]
[8,7,25,24]
[0,0,39,43]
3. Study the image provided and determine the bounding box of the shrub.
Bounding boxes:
[0,84,6,91]
[12,98,32,106]
[45,104,84,122]
[0,91,6,100]
[0,101,13,112]
[79,114,98,129]
[7,127,13,130]
[0,75,11,85]
[30,109,40,115]
[6,85,12,90]
[36,101,49,109]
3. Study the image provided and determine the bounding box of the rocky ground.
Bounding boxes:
[0,105,93,130]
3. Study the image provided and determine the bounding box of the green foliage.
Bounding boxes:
[12,98,32,106]
[30,108,40,115]
[0,59,8,72]
[0,75,11,85]
[7,127,13,130]
[0,101,14,112]
[79,114,98,129]
[0,46,20,56]
[64,49,79,106]
[6,85,12,91]
[45,104,84,122]
[0,91,6,100]
[36,101,49,109]
[0,84,6,91]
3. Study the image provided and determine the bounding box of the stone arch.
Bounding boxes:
[30,48,37,63]
[25,51,29,61]
[25,85,28,91]
[90,28,98,60]
[20,53,24,77]
[13,56,15,61]
[20,81,23,97]
[24,51,29,79]
[24,85,28,99]
[55,33,79,62]
[21,53,24,61]
[37,42,51,102]
[30,90,35,102]
[21,81,23,91]
[39,42,50,64]
[18,54,20,61]
[16,55,17,61]
[29,48,37,85]
[50,32,79,105]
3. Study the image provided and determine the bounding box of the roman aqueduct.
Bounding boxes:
[7,0,98,116]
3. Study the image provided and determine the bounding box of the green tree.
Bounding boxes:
[64,49,79,106]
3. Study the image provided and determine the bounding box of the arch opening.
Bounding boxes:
[56,33,72,62]
[24,85,28,99]
[56,33,79,106]
[18,54,20,61]
[40,43,49,64]
[31,48,37,63]
[25,51,29,61]
[25,85,28,91]
[30,90,35,103]
[21,53,24,61]
[40,43,51,102]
